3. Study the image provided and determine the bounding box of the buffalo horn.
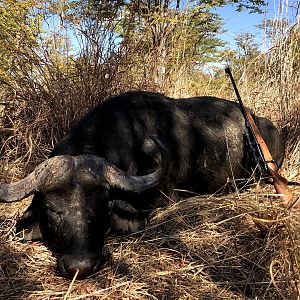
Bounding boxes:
[0,156,74,202]
[78,137,169,193]
[74,155,163,193]
[103,136,169,193]
[104,163,162,193]
[0,137,169,201]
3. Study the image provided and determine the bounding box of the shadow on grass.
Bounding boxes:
[0,219,45,300]
[106,195,292,299]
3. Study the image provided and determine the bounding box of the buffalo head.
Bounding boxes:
[0,153,164,279]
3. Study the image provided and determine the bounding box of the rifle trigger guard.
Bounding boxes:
[265,159,279,168]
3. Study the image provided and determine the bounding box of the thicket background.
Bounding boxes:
[0,0,299,299]
[0,0,298,178]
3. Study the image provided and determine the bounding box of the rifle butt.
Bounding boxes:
[268,166,296,206]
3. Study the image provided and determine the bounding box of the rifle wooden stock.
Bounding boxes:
[244,107,294,204]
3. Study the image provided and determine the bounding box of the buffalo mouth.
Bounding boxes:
[57,253,106,280]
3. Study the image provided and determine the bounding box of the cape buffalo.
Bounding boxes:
[0,91,284,279]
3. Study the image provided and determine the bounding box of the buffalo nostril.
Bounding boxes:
[59,255,101,280]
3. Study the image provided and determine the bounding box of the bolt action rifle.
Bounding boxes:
[225,67,295,206]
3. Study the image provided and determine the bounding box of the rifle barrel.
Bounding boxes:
[225,67,267,173]
[225,67,248,120]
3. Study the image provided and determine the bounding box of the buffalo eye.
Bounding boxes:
[46,206,62,222]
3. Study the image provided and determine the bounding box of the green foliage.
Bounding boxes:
[0,0,267,90]
[0,0,40,81]
[112,1,227,91]
[197,0,267,13]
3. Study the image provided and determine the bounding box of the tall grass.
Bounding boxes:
[0,3,147,180]
[184,9,300,183]
[238,15,300,182]
[0,2,298,179]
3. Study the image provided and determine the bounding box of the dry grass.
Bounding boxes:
[0,180,299,299]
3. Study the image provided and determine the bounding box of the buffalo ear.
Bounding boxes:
[15,193,42,241]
